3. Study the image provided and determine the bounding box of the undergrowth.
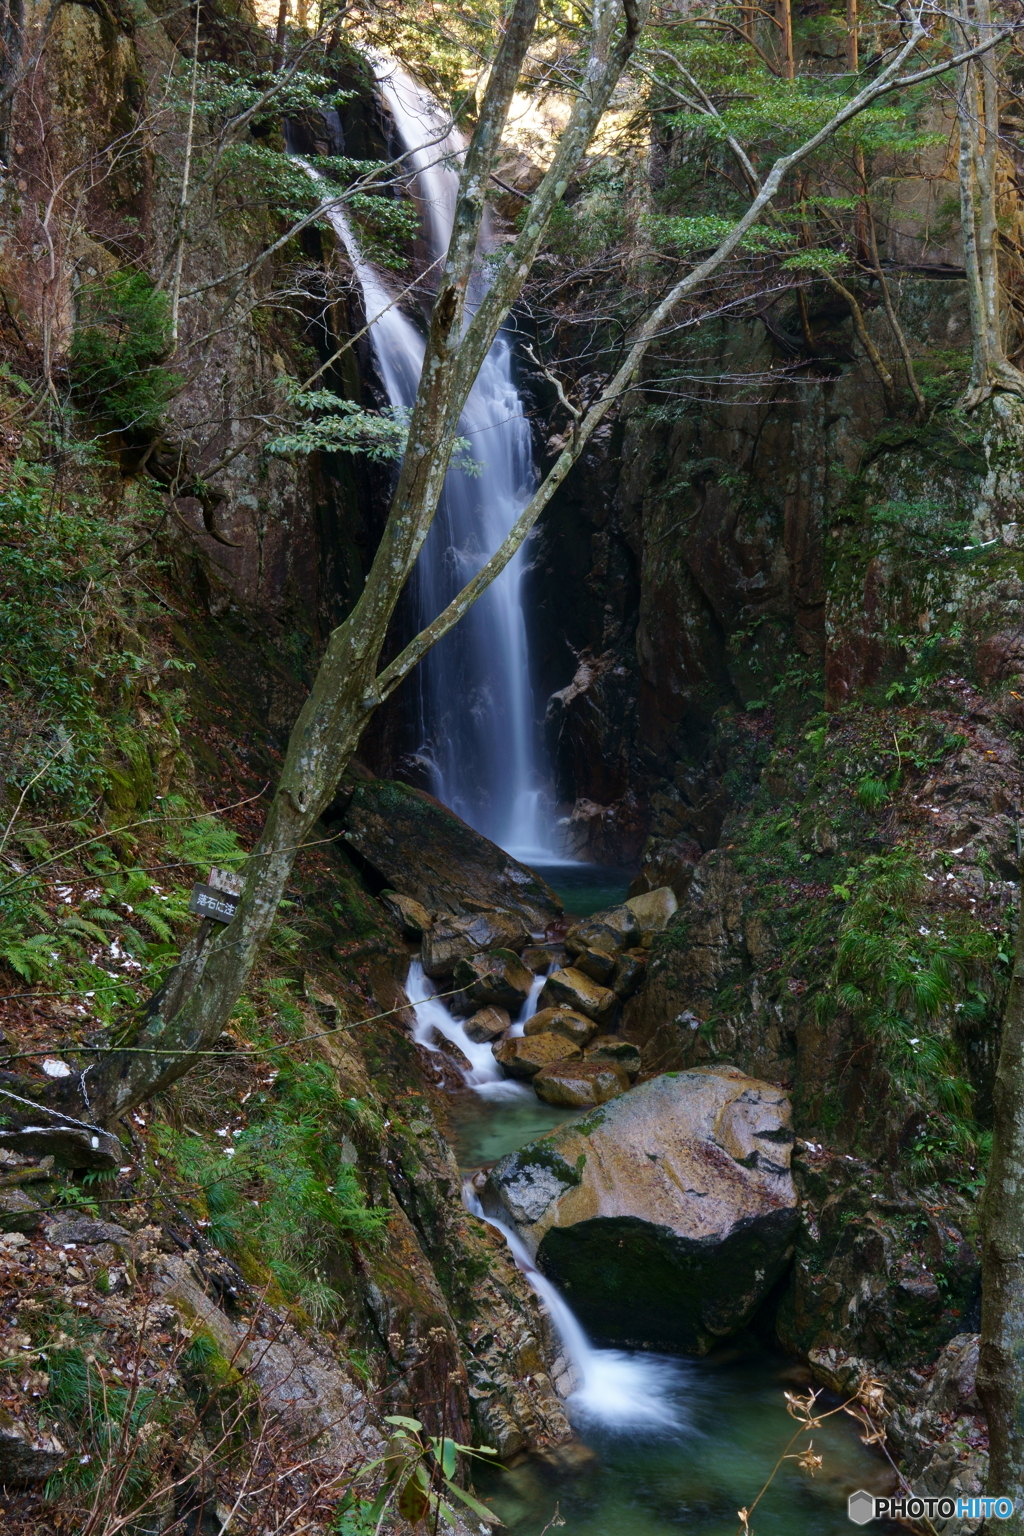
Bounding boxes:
[817,846,1000,1179]
[157,1058,389,1322]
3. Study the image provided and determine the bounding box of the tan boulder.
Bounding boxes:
[538,967,617,1028]
[564,904,640,958]
[492,1033,582,1080]
[463,1006,511,1043]
[485,1066,798,1353]
[421,910,529,978]
[523,1007,596,1047]
[533,1059,629,1108]
[625,886,678,939]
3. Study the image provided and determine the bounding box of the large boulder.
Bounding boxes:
[339,778,561,930]
[564,904,639,958]
[492,1033,582,1080]
[533,1060,629,1109]
[452,949,534,1014]
[422,910,529,978]
[538,968,616,1028]
[485,1067,798,1352]
[524,1008,597,1047]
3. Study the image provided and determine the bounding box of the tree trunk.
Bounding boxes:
[778,0,794,80]
[956,0,1024,405]
[978,889,1024,1533]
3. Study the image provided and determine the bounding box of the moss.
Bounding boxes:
[183,1328,259,1444]
[102,724,155,811]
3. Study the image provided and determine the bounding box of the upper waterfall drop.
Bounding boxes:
[342,60,557,861]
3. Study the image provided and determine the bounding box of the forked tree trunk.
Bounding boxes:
[67,0,649,1126]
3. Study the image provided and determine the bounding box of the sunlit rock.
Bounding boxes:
[492,1033,582,1080]
[485,1066,798,1352]
[538,967,617,1027]
[533,1059,629,1108]
[524,1007,597,1046]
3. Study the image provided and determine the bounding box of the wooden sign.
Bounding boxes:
[189,883,239,923]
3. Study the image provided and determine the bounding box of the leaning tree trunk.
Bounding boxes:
[50,0,649,1128]
[955,0,1024,406]
[977,885,1024,1533]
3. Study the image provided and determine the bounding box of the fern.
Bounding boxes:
[0,931,62,981]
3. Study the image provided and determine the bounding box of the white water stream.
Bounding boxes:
[405,958,688,1435]
[320,54,687,1443]
[464,1183,688,1433]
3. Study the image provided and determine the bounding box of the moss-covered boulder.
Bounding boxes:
[533,1058,629,1108]
[485,1067,798,1352]
[585,1035,642,1078]
[452,948,534,1014]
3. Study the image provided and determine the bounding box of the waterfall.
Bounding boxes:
[463,1183,689,1432]
[316,59,554,859]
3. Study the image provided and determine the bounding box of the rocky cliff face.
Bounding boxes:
[526,262,1018,1499]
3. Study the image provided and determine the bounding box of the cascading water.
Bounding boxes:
[463,1183,690,1432]
[320,59,554,858]
[405,957,544,1099]
[404,957,692,1434]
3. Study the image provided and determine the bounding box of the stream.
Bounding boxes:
[404,865,896,1536]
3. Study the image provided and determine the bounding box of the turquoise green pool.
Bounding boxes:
[531,862,632,918]
[452,861,895,1536]
[474,1346,896,1536]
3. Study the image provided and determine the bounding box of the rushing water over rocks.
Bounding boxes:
[402,862,894,1534]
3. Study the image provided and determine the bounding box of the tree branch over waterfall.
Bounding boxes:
[21,0,1019,1138]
